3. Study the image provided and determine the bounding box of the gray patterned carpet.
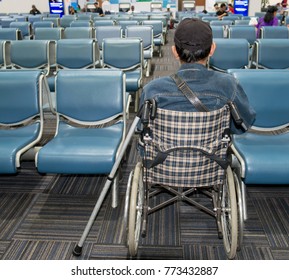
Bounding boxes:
[0,30,288,260]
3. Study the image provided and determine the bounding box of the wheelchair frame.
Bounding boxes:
[123,100,245,259]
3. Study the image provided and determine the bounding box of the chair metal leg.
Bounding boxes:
[112,170,119,208]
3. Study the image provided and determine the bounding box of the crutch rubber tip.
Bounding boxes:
[73,245,82,256]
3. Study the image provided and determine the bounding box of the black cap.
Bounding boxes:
[174,18,212,53]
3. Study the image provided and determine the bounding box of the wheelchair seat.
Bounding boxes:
[144,106,231,188]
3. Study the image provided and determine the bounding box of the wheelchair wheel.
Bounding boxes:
[221,166,238,259]
[128,162,144,256]
[233,170,244,251]
[123,168,134,238]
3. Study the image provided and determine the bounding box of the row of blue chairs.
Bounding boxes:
[0,24,158,75]
[212,25,289,43]
[1,68,289,256]
[0,37,144,113]
[209,38,289,71]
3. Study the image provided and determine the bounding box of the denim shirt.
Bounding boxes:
[140,63,256,134]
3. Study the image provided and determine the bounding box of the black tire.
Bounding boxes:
[128,162,144,256]
[221,166,238,259]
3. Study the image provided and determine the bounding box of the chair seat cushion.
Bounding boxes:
[37,121,124,174]
[0,123,40,174]
[233,132,289,184]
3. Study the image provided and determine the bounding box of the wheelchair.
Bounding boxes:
[124,99,246,259]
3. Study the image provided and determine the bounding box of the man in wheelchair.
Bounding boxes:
[140,18,255,134]
[125,18,256,259]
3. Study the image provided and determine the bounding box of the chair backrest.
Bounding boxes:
[56,39,100,69]
[70,20,93,27]
[251,39,289,69]
[142,20,163,37]
[28,15,44,24]
[202,16,219,22]
[0,40,11,68]
[132,15,149,23]
[1,18,16,28]
[77,14,93,21]
[102,37,143,71]
[125,25,153,51]
[10,22,32,39]
[260,26,289,39]
[210,20,233,26]
[95,25,122,50]
[228,69,289,128]
[33,21,54,30]
[228,25,256,45]
[43,17,60,27]
[10,40,56,73]
[209,38,250,71]
[234,19,250,25]
[211,25,224,38]
[60,16,77,28]
[64,27,95,39]
[0,28,22,40]
[55,69,125,123]
[34,27,64,40]
[94,19,115,26]
[0,70,43,125]
[225,15,241,21]
[117,20,138,35]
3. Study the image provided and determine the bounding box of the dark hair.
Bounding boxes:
[175,44,211,63]
[264,5,278,23]
[220,3,227,8]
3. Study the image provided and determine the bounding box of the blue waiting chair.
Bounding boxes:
[142,20,164,57]
[211,25,224,38]
[228,69,289,220]
[228,25,256,46]
[10,40,56,74]
[209,38,250,72]
[10,21,32,39]
[63,27,95,39]
[0,70,45,173]
[35,69,126,255]
[34,27,64,40]
[260,26,289,39]
[0,28,22,40]
[102,37,143,112]
[125,25,154,77]
[250,39,289,69]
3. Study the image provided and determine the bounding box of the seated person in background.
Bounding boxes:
[140,18,255,134]
[30,4,41,15]
[214,3,219,13]
[228,4,234,13]
[69,6,77,15]
[127,5,136,14]
[281,0,288,8]
[216,3,228,19]
[92,2,104,16]
[256,5,278,38]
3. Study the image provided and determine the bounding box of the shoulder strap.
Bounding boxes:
[170,73,209,112]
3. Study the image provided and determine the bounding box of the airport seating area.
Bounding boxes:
[0,9,289,261]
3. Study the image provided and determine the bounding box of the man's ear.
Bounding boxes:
[171,45,179,59]
[209,42,216,57]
